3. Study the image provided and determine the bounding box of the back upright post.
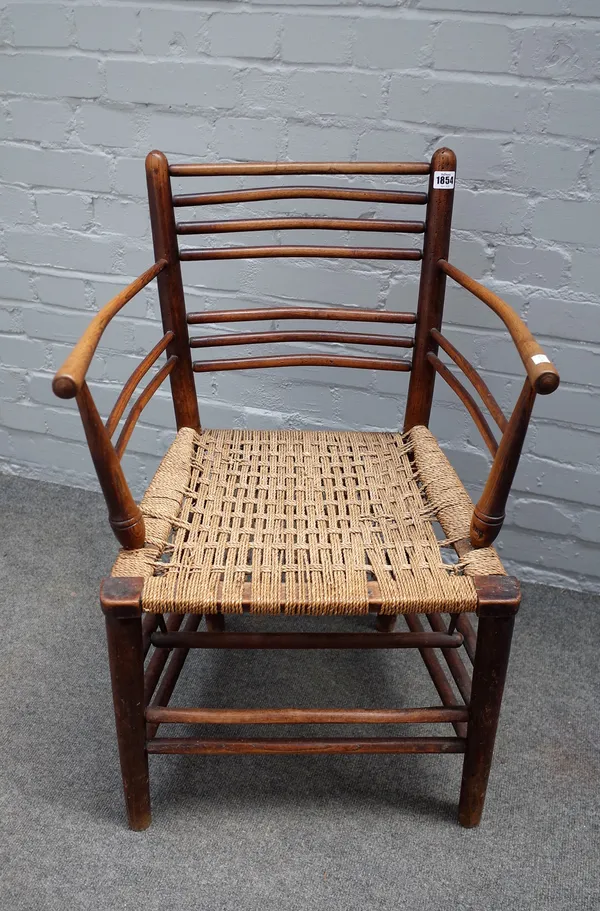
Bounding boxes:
[404,147,456,430]
[145,150,201,431]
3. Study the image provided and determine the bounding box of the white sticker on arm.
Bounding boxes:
[531,354,551,365]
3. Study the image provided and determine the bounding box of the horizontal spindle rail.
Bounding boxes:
[430,328,508,433]
[145,706,469,725]
[193,354,412,373]
[105,331,174,438]
[146,737,466,755]
[173,187,428,207]
[114,355,178,459]
[179,245,422,261]
[427,352,498,456]
[176,217,425,234]
[190,331,414,349]
[169,161,431,177]
[150,630,463,649]
[187,307,417,325]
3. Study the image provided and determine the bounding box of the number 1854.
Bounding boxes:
[433,171,455,189]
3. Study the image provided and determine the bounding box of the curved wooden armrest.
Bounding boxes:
[438,259,560,395]
[52,259,167,399]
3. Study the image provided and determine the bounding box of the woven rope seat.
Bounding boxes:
[112,424,505,616]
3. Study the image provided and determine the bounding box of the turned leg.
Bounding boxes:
[101,578,150,831]
[458,612,515,827]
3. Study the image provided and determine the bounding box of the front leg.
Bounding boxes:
[458,577,519,827]
[101,577,150,831]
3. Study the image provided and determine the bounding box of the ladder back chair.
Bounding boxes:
[53,148,560,830]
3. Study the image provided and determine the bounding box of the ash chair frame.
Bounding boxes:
[53,148,559,830]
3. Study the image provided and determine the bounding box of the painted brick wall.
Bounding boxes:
[0,1,599,592]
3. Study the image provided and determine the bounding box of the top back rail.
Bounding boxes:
[169,161,431,176]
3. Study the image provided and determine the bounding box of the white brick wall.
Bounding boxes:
[1,1,599,593]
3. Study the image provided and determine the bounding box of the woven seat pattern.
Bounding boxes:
[112,426,505,615]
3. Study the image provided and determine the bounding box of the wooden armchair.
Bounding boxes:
[53,148,559,830]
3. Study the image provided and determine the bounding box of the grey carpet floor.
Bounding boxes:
[1,472,599,911]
